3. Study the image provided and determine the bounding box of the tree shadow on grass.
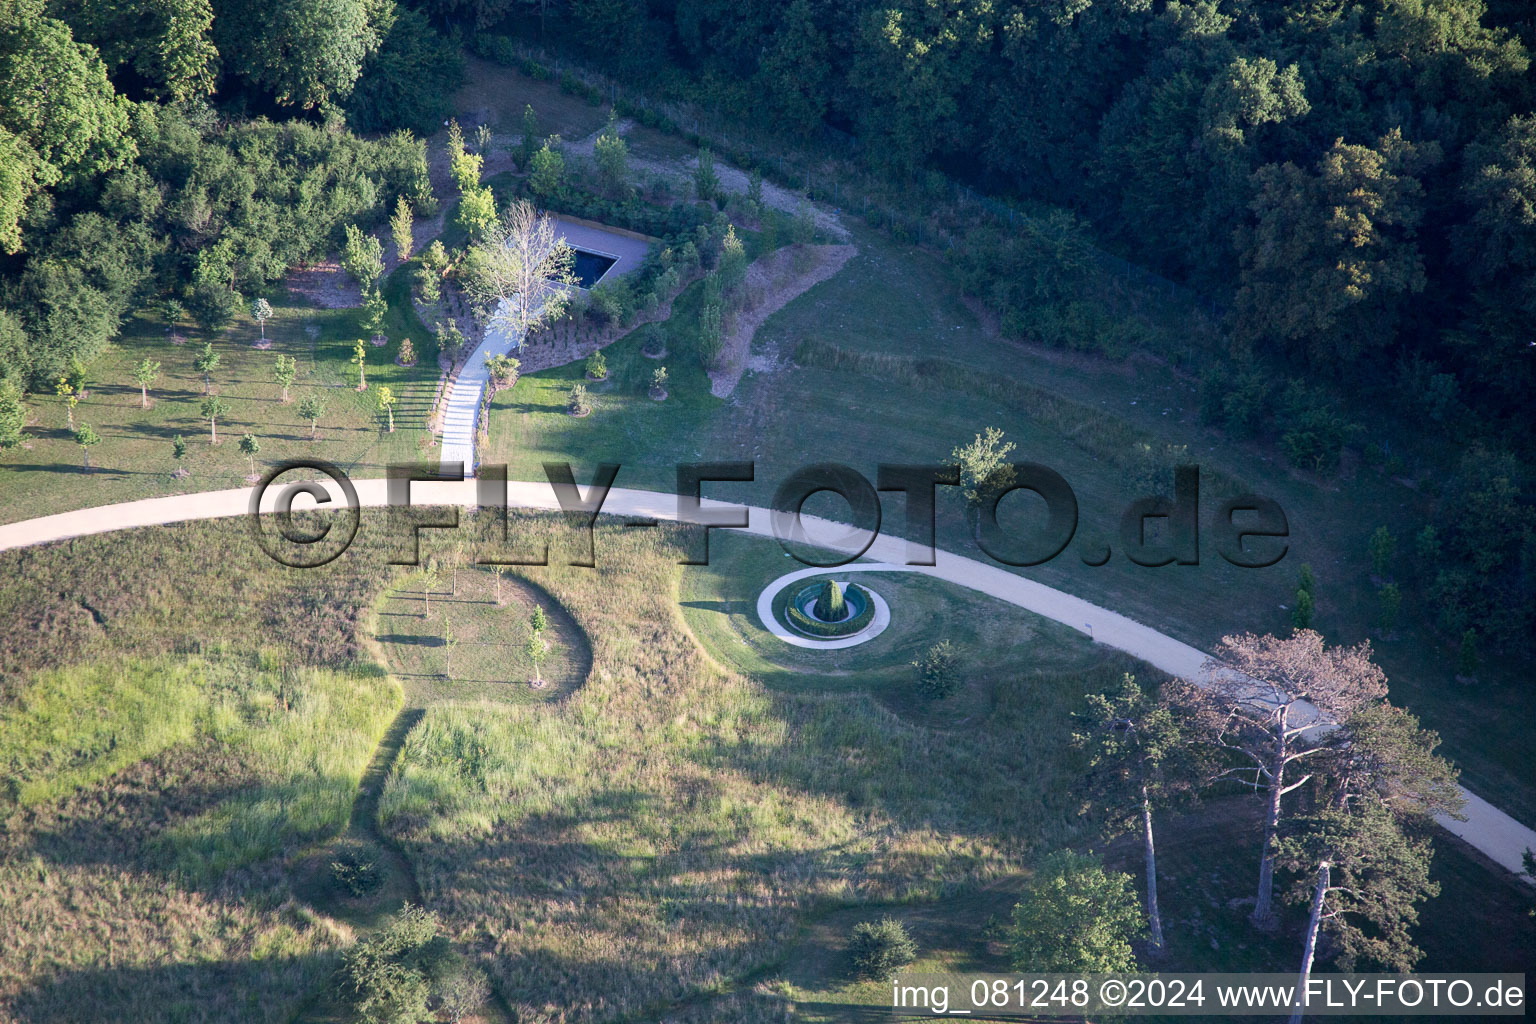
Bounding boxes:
[4,462,138,477]
[4,953,337,1024]
[678,599,736,614]
[375,633,444,647]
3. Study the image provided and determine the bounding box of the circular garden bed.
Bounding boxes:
[784,579,877,639]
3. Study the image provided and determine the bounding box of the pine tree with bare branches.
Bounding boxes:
[1170,630,1389,926]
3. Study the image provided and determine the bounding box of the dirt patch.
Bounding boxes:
[708,243,856,398]
[513,264,704,374]
[286,261,363,310]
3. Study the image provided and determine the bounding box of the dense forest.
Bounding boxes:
[496,0,1536,420]
[1,0,1532,644]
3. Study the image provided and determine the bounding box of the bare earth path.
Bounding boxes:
[1,479,1531,882]
[709,243,857,398]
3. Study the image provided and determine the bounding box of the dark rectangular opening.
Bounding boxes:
[571,249,618,289]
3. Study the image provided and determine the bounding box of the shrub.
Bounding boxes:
[812,579,846,621]
[1291,588,1314,630]
[913,640,959,699]
[696,301,723,367]
[190,281,240,330]
[435,321,466,362]
[1279,380,1352,471]
[1221,368,1271,437]
[848,917,916,980]
[650,366,668,393]
[594,120,629,190]
[568,383,591,415]
[586,349,607,379]
[717,225,747,293]
[331,852,382,898]
[485,354,519,389]
[339,904,457,1024]
[530,138,566,198]
[785,583,876,637]
[641,324,666,356]
[587,283,624,325]
[456,186,497,239]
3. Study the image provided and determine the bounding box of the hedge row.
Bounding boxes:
[785,584,876,638]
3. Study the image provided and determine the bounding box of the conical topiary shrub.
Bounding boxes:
[812,579,846,621]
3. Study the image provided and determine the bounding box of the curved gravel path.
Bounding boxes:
[1,477,1531,882]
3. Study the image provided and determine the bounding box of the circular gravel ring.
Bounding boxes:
[756,564,899,650]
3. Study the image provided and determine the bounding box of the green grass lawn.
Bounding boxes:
[478,217,1536,828]
[678,528,1119,729]
[0,267,441,525]
[378,522,1138,1023]
[371,562,591,705]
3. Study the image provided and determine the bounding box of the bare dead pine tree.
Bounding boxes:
[1173,629,1389,926]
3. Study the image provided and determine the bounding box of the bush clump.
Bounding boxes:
[849,917,917,980]
[812,579,847,621]
[912,640,960,699]
[331,852,383,898]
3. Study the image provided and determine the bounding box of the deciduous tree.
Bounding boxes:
[377,384,396,431]
[528,137,565,199]
[352,337,368,390]
[0,379,24,447]
[460,200,576,348]
[341,225,385,293]
[272,354,297,402]
[251,297,273,340]
[298,393,327,439]
[1009,850,1142,973]
[593,115,629,190]
[73,423,101,469]
[238,432,261,476]
[200,394,228,444]
[193,342,220,393]
[212,0,391,109]
[131,357,160,408]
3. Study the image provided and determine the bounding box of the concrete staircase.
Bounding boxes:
[435,307,524,476]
